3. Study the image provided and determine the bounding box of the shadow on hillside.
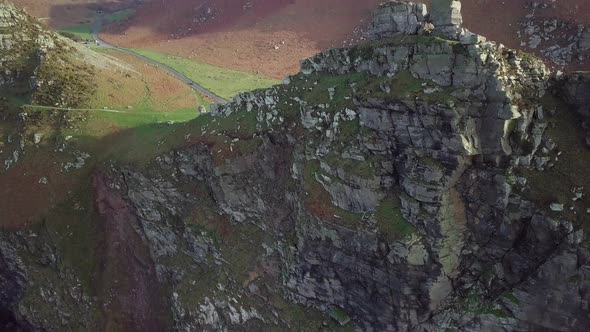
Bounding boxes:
[47,0,135,28]
[0,112,201,230]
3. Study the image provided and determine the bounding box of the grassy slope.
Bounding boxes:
[82,48,205,130]
[59,8,278,100]
[131,49,281,99]
[60,23,93,41]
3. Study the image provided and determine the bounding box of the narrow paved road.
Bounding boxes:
[92,15,228,104]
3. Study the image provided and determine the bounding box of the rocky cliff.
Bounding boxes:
[1,1,590,331]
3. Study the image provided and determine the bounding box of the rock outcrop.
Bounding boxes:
[580,27,590,52]
[430,0,463,38]
[0,1,52,88]
[369,1,428,39]
[369,0,465,41]
[1,1,590,331]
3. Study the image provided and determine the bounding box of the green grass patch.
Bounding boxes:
[60,24,94,41]
[262,295,357,331]
[88,107,199,128]
[0,91,29,109]
[130,49,280,99]
[293,69,456,109]
[77,120,196,167]
[339,118,361,141]
[206,108,258,138]
[360,69,457,106]
[324,154,380,179]
[374,196,415,241]
[464,292,510,319]
[289,72,365,109]
[329,307,352,326]
[12,182,105,328]
[74,48,207,134]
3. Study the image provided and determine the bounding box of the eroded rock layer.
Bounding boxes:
[1,1,590,331]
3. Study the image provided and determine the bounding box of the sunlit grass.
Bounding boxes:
[130,49,281,99]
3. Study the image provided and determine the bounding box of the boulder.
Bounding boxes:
[430,0,463,39]
[368,1,428,39]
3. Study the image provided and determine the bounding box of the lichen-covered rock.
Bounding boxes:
[368,1,428,39]
[430,0,463,39]
[2,1,590,331]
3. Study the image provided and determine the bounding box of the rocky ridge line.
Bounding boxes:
[0,1,589,331]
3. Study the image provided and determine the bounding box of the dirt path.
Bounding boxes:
[93,14,228,103]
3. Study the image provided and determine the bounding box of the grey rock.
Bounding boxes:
[368,1,428,39]
[528,34,542,49]
[578,26,590,51]
[430,0,463,39]
[2,1,589,332]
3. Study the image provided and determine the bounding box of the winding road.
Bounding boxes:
[92,15,228,104]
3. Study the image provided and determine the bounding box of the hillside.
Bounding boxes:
[9,0,590,78]
[1,1,590,331]
[96,0,590,79]
[0,0,206,226]
[101,0,382,78]
[10,0,133,28]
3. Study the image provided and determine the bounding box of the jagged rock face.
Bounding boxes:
[430,0,462,38]
[368,1,428,39]
[1,1,590,331]
[0,241,31,331]
[292,31,588,331]
[92,35,585,331]
[369,0,464,41]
